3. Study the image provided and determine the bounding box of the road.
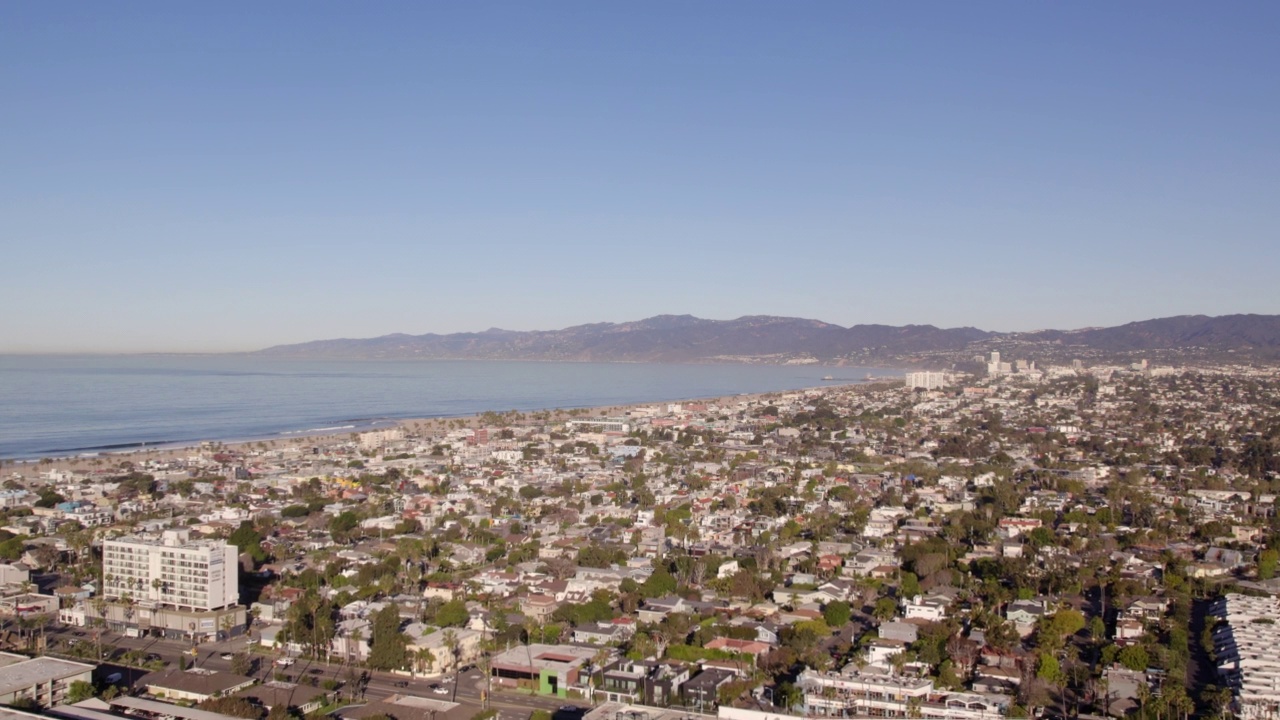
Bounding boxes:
[45,625,587,718]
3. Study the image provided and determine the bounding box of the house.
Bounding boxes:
[1104,665,1151,717]
[772,586,821,606]
[403,625,483,675]
[520,594,559,622]
[1122,597,1169,622]
[1006,598,1052,637]
[681,668,737,709]
[1114,618,1144,644]
[703,637,771,664]
[972,665,1021,695]
[596,659,689,706]
[138,668,256,703]
[864,638,908,666]
[637,596,704,624]
[878,621,919,644]
[572,619,636,645]
[0,564,30,587]
[423,582,462,602]
[329,617,372,663]
[1205,547,1245,568]
[903,594,949,622]
[238,681,329,715]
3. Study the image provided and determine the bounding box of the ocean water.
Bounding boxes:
[0,355,901,460]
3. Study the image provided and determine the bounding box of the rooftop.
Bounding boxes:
[0,657,94,696]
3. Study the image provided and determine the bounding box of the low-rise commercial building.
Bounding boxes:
[0,654,95,708]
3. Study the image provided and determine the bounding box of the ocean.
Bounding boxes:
[0,355,901,460]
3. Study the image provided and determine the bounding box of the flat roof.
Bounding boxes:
[0,657,94,696]
[338,694,464,720]
[108,696,246,720]
[139,668,255,696]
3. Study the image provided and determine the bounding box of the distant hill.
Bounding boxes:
[256,313,1280,363]
[1023,314,1280,352]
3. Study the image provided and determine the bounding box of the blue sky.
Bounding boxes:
[3,2,1278,352]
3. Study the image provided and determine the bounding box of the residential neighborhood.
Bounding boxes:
[1,357,1279,720]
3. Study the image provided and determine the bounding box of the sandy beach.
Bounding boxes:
[0,382,887,477]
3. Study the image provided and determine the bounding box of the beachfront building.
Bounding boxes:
[564,418,631,433]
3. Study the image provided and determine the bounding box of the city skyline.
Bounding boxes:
[3,3,1279,353]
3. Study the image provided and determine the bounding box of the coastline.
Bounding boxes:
[2,378,902,476]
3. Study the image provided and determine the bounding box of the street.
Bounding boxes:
[45,625,589,717]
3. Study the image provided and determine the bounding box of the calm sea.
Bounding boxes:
[0,355,901,460]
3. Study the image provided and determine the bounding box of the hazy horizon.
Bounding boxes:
[1,310,1275,356]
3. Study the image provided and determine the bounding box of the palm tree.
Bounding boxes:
[443,630,459,701]
[415,647,435,677]
[523,618,537,694]
[122,594,136,635]
[91,596,109,660]
[590,647,611,705]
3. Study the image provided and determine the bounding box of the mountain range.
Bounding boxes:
[255,313,1280,364]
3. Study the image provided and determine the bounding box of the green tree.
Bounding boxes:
[66,680,96,704]
[0,535,26,561]
[900,572,921,599]
[231,653,253,676]
[436,599,470,628]
[640,567,677,598]
[1260,548,1279,580]
[330,511,360,542]
[229,521,267,563]
[873,597,898,621]
[822,601,852,628]
[1036,652,1064,684]
[367,604,407,671]
[1118,644,1149,672]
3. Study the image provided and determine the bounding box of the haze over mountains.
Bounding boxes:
[256,313,1280,364]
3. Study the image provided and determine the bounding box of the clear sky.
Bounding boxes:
[3,2,1278,352]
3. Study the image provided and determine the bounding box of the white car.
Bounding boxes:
[220,653,234,660]
[432,687,449,695]
[275,657,295,667]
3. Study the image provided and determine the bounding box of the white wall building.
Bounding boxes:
[102,529,238,612]
[1213,593,1280,720]
[359,427,406,450]
[905,372,949,391]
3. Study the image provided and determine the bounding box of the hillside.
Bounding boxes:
[256,313,1280,363]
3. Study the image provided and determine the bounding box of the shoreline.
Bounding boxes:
[1,377,903,475]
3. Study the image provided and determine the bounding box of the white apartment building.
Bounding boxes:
[905,371,949,391]
[102,529,238,612]
[359,427,406,450]
[798,668,1010,719]
[1214,593,1280,720]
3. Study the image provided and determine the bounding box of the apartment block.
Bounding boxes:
[102,528,238,612]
